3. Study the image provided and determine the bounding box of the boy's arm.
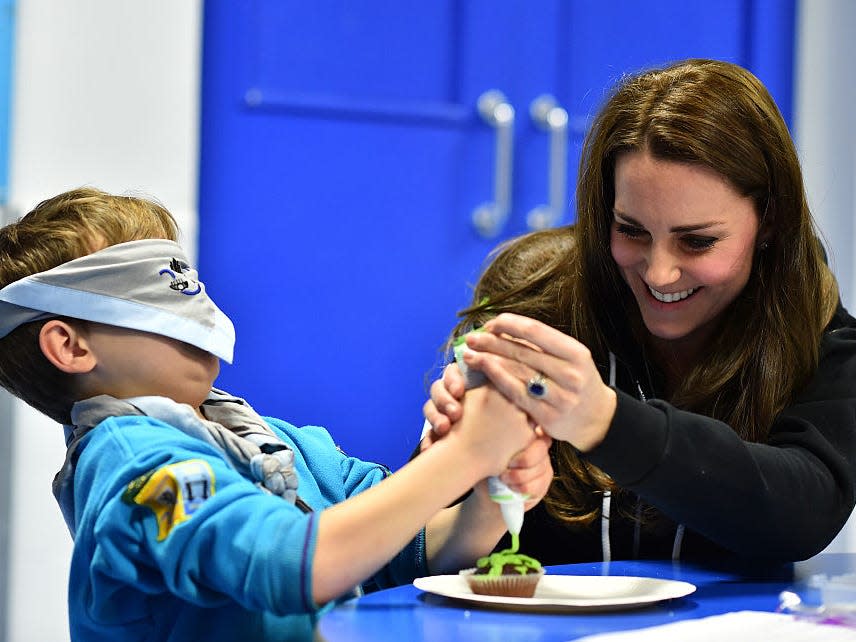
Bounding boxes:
[423,484,506,573]
[424,430,552,574]
[312,385,534,605]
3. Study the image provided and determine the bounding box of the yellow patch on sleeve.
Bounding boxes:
[123,459,216,541]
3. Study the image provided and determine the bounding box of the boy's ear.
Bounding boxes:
[39,320,97,374]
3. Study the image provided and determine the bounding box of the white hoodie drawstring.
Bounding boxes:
[601,352,618,562]
[604,352,685,561]
[601,491,612,562]
[672,524,685,560]
[633,500,642,557]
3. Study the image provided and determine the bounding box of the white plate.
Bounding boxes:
[413,574,697,613]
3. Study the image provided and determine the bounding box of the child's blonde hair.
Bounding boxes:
[0,187,179,423]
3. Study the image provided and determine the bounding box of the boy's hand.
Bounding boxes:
[501,429,553,510]
[450,385,536,477]
[471,430,553,509]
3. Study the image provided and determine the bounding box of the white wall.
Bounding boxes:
[3,1,202,640]
[795,0,856,554]
[796,0,856,310]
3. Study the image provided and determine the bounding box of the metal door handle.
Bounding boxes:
[472,90,515,238]
[527,94,568,230]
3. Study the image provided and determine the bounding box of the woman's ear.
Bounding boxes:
[757,209,774,250]
[39,320,96,374]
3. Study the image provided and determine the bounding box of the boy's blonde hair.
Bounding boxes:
[0,187,180,423]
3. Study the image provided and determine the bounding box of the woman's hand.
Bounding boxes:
[463,313,617,451]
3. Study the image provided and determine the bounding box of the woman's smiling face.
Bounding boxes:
[610,150,760,352]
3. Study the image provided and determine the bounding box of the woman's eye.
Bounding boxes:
[683,235,717,250]
[616,223,646,239]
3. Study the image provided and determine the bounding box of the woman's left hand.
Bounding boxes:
[420,363,467,452]
[462,312,617,451]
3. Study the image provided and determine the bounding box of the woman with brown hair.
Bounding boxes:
[424,59,856,564]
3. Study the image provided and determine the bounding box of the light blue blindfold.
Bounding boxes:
[0,239,235,363]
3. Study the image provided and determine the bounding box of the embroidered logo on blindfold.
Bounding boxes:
[159,258,201,295]
[123,459,215,541]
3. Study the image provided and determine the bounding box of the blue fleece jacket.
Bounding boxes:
[54,413,426,641]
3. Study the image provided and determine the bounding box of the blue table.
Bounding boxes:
[317,554,853,641]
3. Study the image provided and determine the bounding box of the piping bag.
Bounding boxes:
[452,330,527,537]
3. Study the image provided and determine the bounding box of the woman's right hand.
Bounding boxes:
[464,313,617,451]
[421,363,466,452]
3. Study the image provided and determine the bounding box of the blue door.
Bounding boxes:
[199,0,795,468]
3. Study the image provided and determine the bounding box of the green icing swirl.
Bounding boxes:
[475,533,543,577]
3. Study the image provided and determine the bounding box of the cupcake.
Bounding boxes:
[461,547,544,598]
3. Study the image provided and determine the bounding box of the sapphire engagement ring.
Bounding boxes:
[526,373,548,399]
